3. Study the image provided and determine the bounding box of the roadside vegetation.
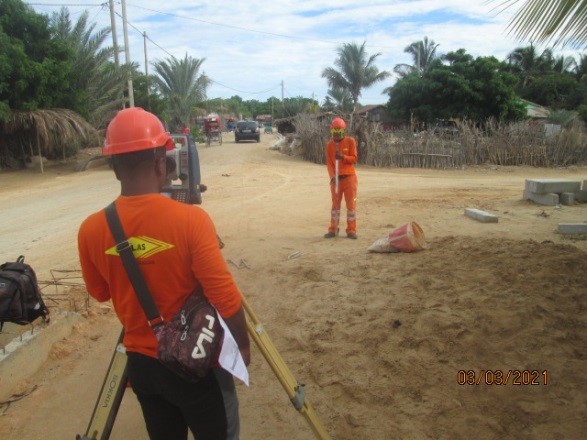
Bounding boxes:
[0,0,585,169]
[293,114,586,168]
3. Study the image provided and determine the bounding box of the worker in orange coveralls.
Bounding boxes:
[324,117,358,239]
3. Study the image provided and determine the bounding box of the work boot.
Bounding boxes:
[347,232,358,239]
[324,232,336,238]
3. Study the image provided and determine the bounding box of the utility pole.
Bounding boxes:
[281,80,284,110]
[108,0,119,70]
[143,32,148,76]
[144,31,149,109]
[121,0,134,107]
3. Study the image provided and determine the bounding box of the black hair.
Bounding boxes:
[111,147,166,178]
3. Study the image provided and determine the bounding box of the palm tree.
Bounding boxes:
[507,44,553,86]
[493,0,586,49]
[49,8,128,127]
[575,53,587,80]
[550,54,577,73]
[151,54,211,130]
[326,86,353,112]
[393,36,439,78]
[321,41,391,121]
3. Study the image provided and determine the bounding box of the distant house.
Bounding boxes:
[256,114,272,125]
[521,100,551,120]
[355,105,393,130]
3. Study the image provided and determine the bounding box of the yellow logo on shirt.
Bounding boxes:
[105,236,175,259]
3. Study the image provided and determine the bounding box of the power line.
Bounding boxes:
[28,1,315,97]
[208,81,280,95]
[127,3,343,46]
[26,2,105,5]
[115,11,282,96]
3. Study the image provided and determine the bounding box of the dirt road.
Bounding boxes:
[1,131,586,439]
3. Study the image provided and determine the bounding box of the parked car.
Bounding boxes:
[432,119,460,137]
[235,120,260,142]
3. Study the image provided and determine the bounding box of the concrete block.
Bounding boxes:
[558,223,587,234]
[524,179,581,194]
[523,190,559,206]
[560,192,575,206]
[0,312,81,401]
[464,208,499,223]
[575,190,587,202]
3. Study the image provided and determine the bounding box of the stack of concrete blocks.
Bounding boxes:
[523,179,587,206]
[523,178,587,235]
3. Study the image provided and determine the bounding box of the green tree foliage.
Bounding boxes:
[494,0,586,49]
[325,86,353,112]
[151,53,211,131]
[522,72,583,108]
[322,41,391,112]
[387,49,526,124]
[0,0,72,121]
[224,95,250,118]
[49,7,129,127]
[392,36,440,79]
[279,97,317,117]
[506,44,553,86]
[576,53,587,80]
[132,72,167,121]
[506,44,587,110]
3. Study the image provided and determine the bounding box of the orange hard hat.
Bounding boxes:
[103,107,174,156]
[330,117,346,130]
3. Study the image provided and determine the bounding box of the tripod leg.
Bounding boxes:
[77,330,128,440]
[241,295,331,440]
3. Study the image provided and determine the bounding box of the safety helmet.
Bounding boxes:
[330,117,346,130]
[103,107,174,156]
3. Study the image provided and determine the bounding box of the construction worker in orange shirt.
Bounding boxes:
[324,117,358,239]
[78,107,250,440]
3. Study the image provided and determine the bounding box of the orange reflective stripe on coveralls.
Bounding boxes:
[326,136,358,234]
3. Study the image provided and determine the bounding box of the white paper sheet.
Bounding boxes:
[217,314,249,386]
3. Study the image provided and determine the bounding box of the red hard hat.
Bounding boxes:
[331,117,346,129]
[103,107,174,156]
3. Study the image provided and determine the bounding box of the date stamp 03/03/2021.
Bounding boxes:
[457,370,549,386]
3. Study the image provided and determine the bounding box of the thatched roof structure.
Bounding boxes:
[0,108,99,172]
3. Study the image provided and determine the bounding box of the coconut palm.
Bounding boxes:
[326,86,353,113]
[546,52,577,73]
[575,53,587,80]
[151,54,211,130]
[49,8,129,127]
[507,44,554,86]
[494,0,587,49]
[321,41,391,117]
[393,36,440,78]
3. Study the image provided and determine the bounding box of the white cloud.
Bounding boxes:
[27,0,584,106]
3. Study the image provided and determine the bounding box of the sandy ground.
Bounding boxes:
[0,131,586,440]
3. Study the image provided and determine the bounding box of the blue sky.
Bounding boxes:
[27,1,584,106]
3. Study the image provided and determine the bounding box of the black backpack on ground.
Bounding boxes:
[0,255,50,331]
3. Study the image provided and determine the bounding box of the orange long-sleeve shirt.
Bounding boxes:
[326,136,357,179]
[78,194,242,358]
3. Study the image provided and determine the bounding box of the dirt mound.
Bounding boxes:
[236,236,587,439]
